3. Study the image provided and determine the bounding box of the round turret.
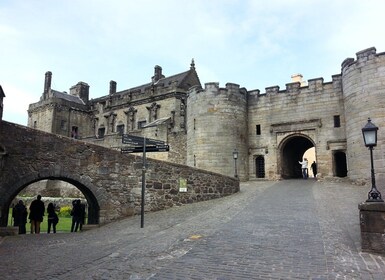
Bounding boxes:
[186,82,248,180]
[342,47,385,185]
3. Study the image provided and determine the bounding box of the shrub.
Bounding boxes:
[59,206,72,217]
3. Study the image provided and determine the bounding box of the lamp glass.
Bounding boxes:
[233,151,238,159]
[363,130,376,146]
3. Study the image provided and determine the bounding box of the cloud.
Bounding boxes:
[1,83,35,125]
[2,0,385,124]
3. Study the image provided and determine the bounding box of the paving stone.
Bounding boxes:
[0,179,384,279]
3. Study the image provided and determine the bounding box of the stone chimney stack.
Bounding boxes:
[109,80,117,95]
[291,73,307,87]
[43,71,52,100]
[70,82,90,104]
[152,65,164,82]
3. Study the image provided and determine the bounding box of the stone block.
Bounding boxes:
[358,202,385,254]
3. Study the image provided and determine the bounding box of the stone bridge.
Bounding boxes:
[0,121,239,227]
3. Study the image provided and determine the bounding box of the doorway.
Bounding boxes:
[255,156,265,178]
[334,151,347,177]
[279,134,315,179]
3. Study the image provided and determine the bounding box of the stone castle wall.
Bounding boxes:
[247,75,345,180]
[0,121,239,225]
[23,47,385,184]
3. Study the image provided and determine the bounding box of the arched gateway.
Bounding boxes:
[278,134,315,179]
[2,176,100,226]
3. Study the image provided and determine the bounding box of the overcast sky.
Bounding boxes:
[1,0,385,126]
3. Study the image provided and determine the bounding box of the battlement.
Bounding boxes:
[257,74,342,97]
[341,47,384,71]
[202,82,248,96]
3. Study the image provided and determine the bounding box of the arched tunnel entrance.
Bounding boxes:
[1,177,100,228]
[279,134,315,179]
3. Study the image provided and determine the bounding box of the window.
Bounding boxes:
[117,124,124,135]
[61,120,67,130]
[256,124,261,135]
[137,120,147,129]
[98,127,105,138]
[33,121,37,129]
[334,115,340,128]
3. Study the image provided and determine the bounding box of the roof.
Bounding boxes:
[51,90,85,105]
[114,66,201,97]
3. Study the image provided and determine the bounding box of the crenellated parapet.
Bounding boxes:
[255,74,342,98]
[189,82,248,99]
[341,47,383,74]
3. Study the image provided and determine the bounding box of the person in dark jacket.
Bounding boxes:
[311,161,318,179]
[12,200,28,234]
[47,203,59,234]
[29,195,45,234]
[70,199,82,232]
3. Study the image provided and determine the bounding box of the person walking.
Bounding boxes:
[29,195,45,234]
[47,203,59,234]
[12,200,28,234]
[298,158,309,179]
[311,161,318,179]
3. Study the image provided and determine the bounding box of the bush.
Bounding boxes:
[59,206,72,217]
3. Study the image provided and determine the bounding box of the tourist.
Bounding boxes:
[29,195,45,234]
[298,158,308,179]
[12,200,28,234]
[47,203,59,233]
[311,161,317,179]
[70,199,82,232]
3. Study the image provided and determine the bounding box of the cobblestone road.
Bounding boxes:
[1,179,385,279]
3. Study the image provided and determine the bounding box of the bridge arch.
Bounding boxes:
[1,121,239,228]
[0,171,100,227]
[278,133,315,179]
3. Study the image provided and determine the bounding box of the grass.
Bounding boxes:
[8,209,84,233]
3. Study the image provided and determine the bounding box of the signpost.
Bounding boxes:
[121,134,169,228]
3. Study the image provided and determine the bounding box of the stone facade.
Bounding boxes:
[27,47,385,188]
[0,121,239,226]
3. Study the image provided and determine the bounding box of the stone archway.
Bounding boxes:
[278,134,315,179]
[1,176,100,227]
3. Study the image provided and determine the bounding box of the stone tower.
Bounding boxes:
[187,82,248,180]
[342,47,385,185]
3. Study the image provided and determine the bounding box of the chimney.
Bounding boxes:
[43,71,52,100]
[109,80,117,95]
[291,73,307,87]
[152,65,164,82]
[70,82,89,103]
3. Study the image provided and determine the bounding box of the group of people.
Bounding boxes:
[70,199,86,232]
[298,158,317,179]
[12,195,59,234]
[12,195,86,234]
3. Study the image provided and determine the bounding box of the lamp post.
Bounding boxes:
[362,118,383,202]
[233,149,238,178]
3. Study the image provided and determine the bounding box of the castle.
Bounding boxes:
[27,47,385,185]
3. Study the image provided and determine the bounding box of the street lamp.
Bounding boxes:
[233,149,238,178]
[362,118,383,202]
